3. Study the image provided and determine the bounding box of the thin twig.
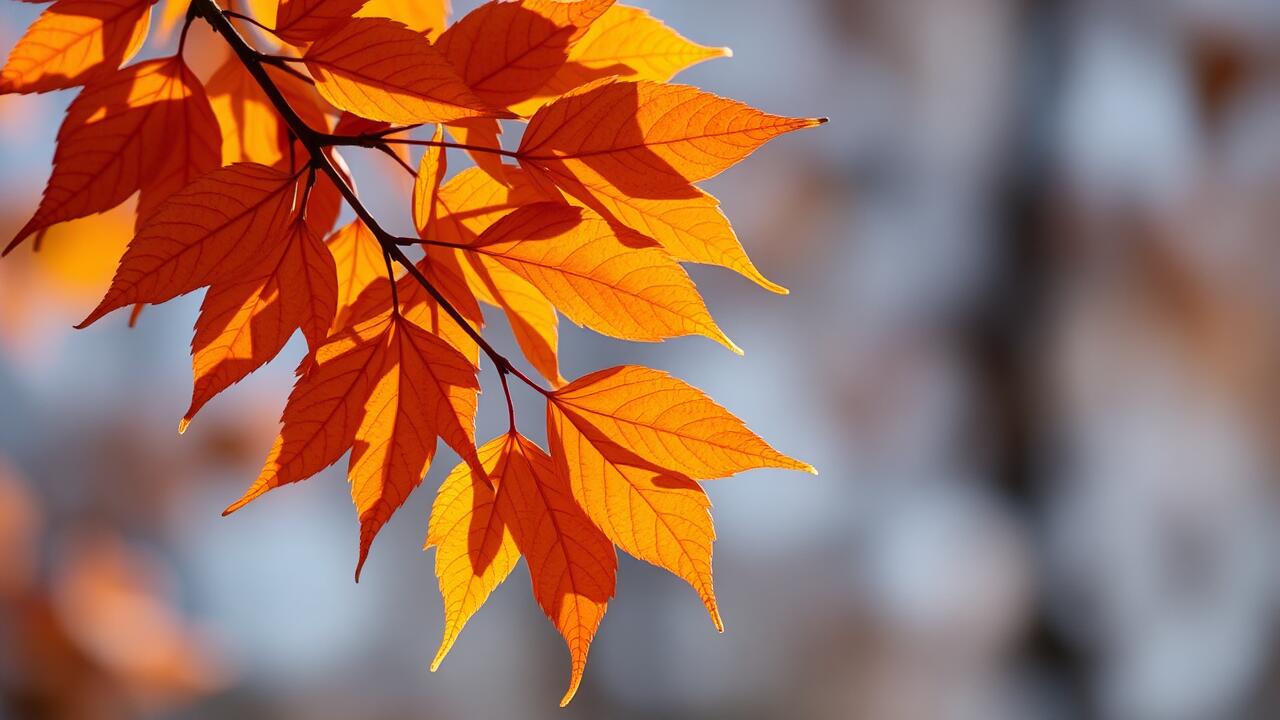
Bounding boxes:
[321,133,519,160]
[223,10,277,36]
[382,250,401,314]
[375,144,418,178]
[256,53,315,85]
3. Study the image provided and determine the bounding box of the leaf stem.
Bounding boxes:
[321,133,519,160]
[222,9,276,36]
[382,249,401,315]
[375,144,418,178]
[191,0,549,400]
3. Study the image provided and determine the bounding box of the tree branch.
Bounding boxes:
[191,0,548,401]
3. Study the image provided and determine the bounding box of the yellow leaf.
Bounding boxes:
[357,0,449,39]
[519,79,824,199]
[551,364,815,479]
[509,3,729,116]
[470,203,739,353]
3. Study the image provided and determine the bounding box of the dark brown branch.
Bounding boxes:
[191,0,548,402]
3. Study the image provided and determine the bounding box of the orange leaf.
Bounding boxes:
[226,312,480,577]
[411,125,448,234]
[469,203,739,352]
[343,268,482,365]
[356,0,449,39]
[0,0,153,95]
[159,0,276,37]
[424,167,565,384]
[427,432,615,706]
[183,219,338,428]
[436,0,613,109]
[6,57,221,255]
[206,56,286,166]
[544,172,786,293]
[547,401,720,630]
[444,118,507,182]
[304,17,509,125]
[551,365,815,479]
[206,60,327,169]
[508,3,729,116]
[274,0,369,45]
[518,79,824,198]
[326,220,384,331]
[78,163,300,327]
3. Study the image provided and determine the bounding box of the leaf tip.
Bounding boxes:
[429,641,451,672]
[222,483,266,516]
[719,46,734,58]
[177,417,191,435]
[559,685,580,708]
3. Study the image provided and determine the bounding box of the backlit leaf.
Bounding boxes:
[436,0,613,109]
[226,312,480,577]
[274,0,369,45]
[304,17,509,125]
[182,219,338,427]
[356,0,449,38]
[518,79,824,198]
[0,0,153,95]
[78,163,300,327]
[508,3,728,116]
[470,203,739,353]
[6,57,221,255]
[551,365,815,479]
[427,432,615,706]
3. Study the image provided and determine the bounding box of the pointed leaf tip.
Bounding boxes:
[177,417,190,435]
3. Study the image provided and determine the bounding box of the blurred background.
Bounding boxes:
[4,0,1280,718]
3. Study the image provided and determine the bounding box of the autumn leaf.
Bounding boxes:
[507,3,729,116]
[423,167,565,385]
[182,219,338,429]
[427,432,616,706]
[411,125,449,234]
[547,402,720,629]
[0,0,154,95]
[541,170,788,293]
[544,366,814,630]
[443,118,506,181]
[78,163,300,327]
[226,311,481,577]
[436,0,612,109]
[1,0,824,706]
[356,0,449,39]
[550,365,815,479]
[304,17,511,125]
[6,57,221,255]
[326,220,385,332]
[518,78,825,198]
[274,0,369,45]
[206,59,329,168]
[469,202,740,353]
[158,0,276,37]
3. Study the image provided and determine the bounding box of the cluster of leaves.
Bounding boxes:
[2,0,822,704]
